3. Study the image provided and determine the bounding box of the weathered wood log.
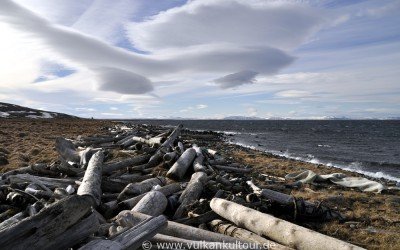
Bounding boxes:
[8,174,77,189]
[79,147,101,167]
[210,198,363,250]
[173,172,207,219]
[0,211,25,231]
[209,219,290,249]
[80,215,167,250]
[0,166,35,180]
[117,211,243,243]
[132,191,167,216]
[166,148,197,180]
[48,212,100,250]
[163,151,177,162]
[102,154,150,175]
[175,210,220,226]
[247,181,344,221]
[193,155,207,173]
[0,195,93,249]
[117,177,166,201]
[131,136,165,147]
[214,165,252,173]
[119,183,183,210]
[55,137,81,162]
[77,151,104,206]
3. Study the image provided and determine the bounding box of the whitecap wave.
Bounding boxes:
[229,141,400,183]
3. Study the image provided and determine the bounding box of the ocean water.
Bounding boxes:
[125,120,400,182]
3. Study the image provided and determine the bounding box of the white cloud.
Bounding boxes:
[196,104,208,109]
[246,107,258,116]
[127,0,325,51]
[110,107,118,110]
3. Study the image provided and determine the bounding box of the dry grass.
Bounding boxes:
[0,118,112,171]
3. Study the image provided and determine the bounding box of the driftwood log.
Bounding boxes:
[132,191,167,216]
[80,214,167,250]
[0,195,94,249]
[209,219,290,249]
[118,177,166,201]
[102,154,150,175]
[116,210,244,243]
[77,151,104,206]
[210,198,364,250]
[119,182,183,210]
[166,148,197,180]
[173,172,208,219]
[55,137,81,162]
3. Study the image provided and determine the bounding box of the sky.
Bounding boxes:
[0,0,399,119]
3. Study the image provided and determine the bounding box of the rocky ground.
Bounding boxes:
[0,119,399,249]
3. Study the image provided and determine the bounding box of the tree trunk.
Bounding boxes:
[119,183,183,210]
[175,210,220,226]
[80,215,167,250]
[77,151,104,206]
[0,195,93,249]
[173,172,207,219]
[55,137,81,163]
[8,174,77,189]
[117,177,166,201]
[132,191,167,216]
[116,211,244,244]
[210,198,363,250]
[166,148,196,180]
[102,154,150,175]
[209,219,290,250]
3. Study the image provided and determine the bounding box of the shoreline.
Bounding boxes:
[226,140,400,184]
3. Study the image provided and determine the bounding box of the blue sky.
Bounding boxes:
[0,0,399,119]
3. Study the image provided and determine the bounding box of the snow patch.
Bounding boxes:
[0,112,10,117]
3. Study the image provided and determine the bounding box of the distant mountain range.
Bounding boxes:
[0,102,78,119]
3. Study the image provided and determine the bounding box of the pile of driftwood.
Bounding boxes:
[0,123,364,249]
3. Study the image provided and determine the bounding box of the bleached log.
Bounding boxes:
[132,136,165,147]
[0,195,93,249]
[210,198,363,250]
[55,137,81,162]
[102,154,150,175]
[209,219,290,249]
[79,147,101,167]
[77,151,104,206]
[166,148,197,180]
[192,145,207,172]
[214,165,252,173]
[0,211,25,231]
[117,211,243,243]
[81,215,167,250]
[119,183,183,210]
[117,177,166,201]
[132,191,167,216]
[8,174,77,189]
[173,172,207,219]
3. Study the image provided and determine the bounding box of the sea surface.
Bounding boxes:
[124,120,400,182]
